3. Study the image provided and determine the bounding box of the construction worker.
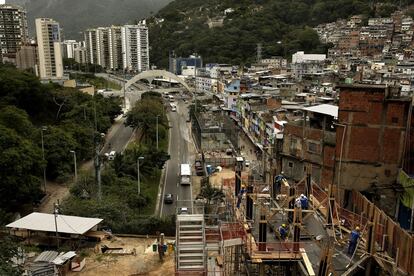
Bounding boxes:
[278,224,288,240]
[348,226,361,255]
[295,196,302,209]
[274,171,285,195]
[300,194,308,210]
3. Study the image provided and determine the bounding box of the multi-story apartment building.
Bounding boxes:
[16,44,37,71]
[61,40,80,59]
[169,54,203,75]
[0,4,28,63]
[35,18,63,80]
[73,47,87,64]
[84,24,148,72]
[121,24,149,72]
[108,26,122,70]
[84,28,99,65]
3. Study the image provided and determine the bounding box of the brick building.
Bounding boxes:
[275,84,413,215]
[335,84,413,213]
[280,104,337,188]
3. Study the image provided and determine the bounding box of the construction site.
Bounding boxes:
[175,161,414,276]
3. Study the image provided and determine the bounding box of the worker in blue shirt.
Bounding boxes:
[300,194,308,210]
[348,226,361,255]
[278,224,288,240]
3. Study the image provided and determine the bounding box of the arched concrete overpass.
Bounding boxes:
[124,70,191,92]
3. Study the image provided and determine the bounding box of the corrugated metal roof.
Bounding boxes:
[34,251,59,263]
[6,212,103,235]
[52,251,76,265]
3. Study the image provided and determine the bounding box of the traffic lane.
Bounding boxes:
[176,101,193,211]
[101,118,134,154]
[161,111,181,216]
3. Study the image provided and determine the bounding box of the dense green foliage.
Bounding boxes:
[62,92,173,235]
[63,58,105,74]
[149,0,412,67]
[69,72,122,90]
[0,235,22,276]
[0,65,122,218]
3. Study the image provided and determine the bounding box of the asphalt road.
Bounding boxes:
[100,117,133,154]
[160,100,194,217]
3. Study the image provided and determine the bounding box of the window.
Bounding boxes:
[288,161,294,168]
[307,141,319,154]
[391,117,398,124]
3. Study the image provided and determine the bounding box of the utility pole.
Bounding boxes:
[156,115,159,150]
[54,202,59,248]
[70,150,77,184]
[40,126,47,193]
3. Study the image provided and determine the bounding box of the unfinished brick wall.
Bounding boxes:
[336,85,412,211]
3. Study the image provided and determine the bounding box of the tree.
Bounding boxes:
[42,126,78,181]
[0,236,22,276]
[0,106,35,137]
[0,125,43,211]
[125,96,166,145]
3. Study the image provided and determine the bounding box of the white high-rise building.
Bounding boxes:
[84,28,99,65]
[108,26,123,70]
[61,40,80,59]
[35,18,63,79]
[121,24,149,72]
[84,23,149,72]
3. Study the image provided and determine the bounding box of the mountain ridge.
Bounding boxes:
[148,0,414,68]
[7,0,173,39]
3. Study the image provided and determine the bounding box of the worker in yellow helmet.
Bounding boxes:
[348,226,361,255]
[278,224,288,240]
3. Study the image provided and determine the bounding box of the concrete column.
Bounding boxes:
[235,158,243,196]
[288,186,296,222]
[246,185,254,220]
[259,214,267,251]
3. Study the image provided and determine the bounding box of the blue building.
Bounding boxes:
[169,54,203,75]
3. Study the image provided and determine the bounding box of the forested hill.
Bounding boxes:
[149,0,414,68]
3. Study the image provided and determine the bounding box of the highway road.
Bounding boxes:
[160,100,195,217]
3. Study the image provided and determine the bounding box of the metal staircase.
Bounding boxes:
[176,214,206,272]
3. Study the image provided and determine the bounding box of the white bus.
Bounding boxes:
[180,164,191,185]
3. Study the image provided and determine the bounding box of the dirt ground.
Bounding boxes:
[37,182,71,213]
[67,237,174,276]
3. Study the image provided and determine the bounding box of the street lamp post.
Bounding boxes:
[156,115,160,150]
[70,150,77,183]
[40,126,47,193]
[137,156,144,195]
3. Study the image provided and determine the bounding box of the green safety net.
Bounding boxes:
[398,170,414,208]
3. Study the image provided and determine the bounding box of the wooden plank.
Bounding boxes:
[342,255,370,276]
[300,248,315,276]
[251,252,302,260]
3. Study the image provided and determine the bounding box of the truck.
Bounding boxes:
[180,164,191,185]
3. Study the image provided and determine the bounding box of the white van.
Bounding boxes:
[180,164,191,185]
[108,151,116,161]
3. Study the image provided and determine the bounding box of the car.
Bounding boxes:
[178,207,188,214]
[164,193,174,204]
[245,160,250,167]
